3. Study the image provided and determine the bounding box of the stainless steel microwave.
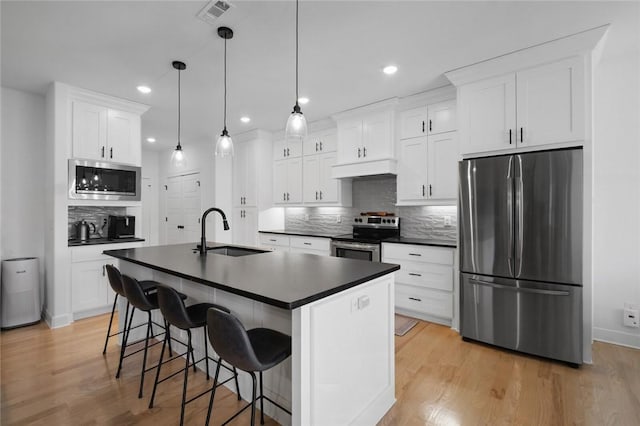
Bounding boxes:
[68,159,141,201]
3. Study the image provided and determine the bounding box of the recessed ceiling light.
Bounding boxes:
[137,85,152,94]
[298,97,309,105]
[240,116,251,123]
[383,65,398,75]
[146,137,156,143]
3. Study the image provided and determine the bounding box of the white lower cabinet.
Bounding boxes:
[382,243,455,325]
[259,233,330,256]
[232,207,258,247]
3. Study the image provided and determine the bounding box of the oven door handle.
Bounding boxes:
[331,241,380,251]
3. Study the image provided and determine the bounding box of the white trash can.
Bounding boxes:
[1,257,41,329]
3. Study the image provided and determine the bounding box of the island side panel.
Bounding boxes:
[292,273,396,425]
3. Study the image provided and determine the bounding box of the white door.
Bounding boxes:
[427,99,457,135]
[427,132,459,200]
[459,74,516,155]
[273,160,288,204]
[400,106,428,139]
[71,260,108,312]
[165,176,184,244]
[303,156,320,203]
[72,101,107,161]
[397,137,428,203]
[287,158,303,204]
[337,119,363,164]
[516,56,585,148]
[363,111,392,160]
[142,178,155,245]
[164,173,201,244]
[107,109,140,165]
[318,153,338,203]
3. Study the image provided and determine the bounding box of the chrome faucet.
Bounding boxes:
[200,207,230,255]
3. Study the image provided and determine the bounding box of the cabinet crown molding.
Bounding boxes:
[444,24,609,87]
[331,97,399,122]
[57,82,150,115]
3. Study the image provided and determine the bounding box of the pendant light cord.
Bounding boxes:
[295,0,299,107]
[177,67,181,147]
[224,37,228,130]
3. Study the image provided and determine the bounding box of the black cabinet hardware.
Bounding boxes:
[422,184,425,197]
[286,192,290,201]
[409,297,422,302]
[357,147,361,158]
[509,129,512,144]
[363,147,367,157]
[319,141,323,150]
[102,265,105,276]
[101,146,105,158]
[110,147,113,159]
[319,190,323,200]
[422,120,425,133]
[429,184,432,196]
[269,239,277,242]
[520,127,523,143]
[303,242,312,246]
[315,142,318,151]
[315,191,318,200]
[287,147,290,156]
[177,225,185,229]
[429,119,432,132]
[283,148,286,157]
[409,253,422,257]
[408,273,422,277]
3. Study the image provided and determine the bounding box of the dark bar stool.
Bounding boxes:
[149,285,241,426]
[120,274,186,398]
[205,307,292,426]
[103,264,158,355]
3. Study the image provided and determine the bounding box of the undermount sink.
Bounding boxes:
[203,246,267,257]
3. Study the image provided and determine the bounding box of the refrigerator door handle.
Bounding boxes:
[469,279,570,296]
[515,155,524,277]
[507,156,515,276]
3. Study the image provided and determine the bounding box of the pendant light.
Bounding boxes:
[215,27,234,157]
[170,60,187,168]
[284,0,307,142]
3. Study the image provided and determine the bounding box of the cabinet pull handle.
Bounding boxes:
[315,191,318,200]
[409,253,422,256]
[286,192,290,201]
[304,242,312,246]
[409,297,422,302]
[287,147,290,156]
[429,184,432,197]
[101,146,105,158]
[102,265,105,276]
[422,120,425,133]
[409,273,422,277]
[357,147,361,158]
[196,180,201,187]
[319,141,323,151]
[177,225,184,229]
[520,127,524,143]
[269,239,277,242]
[422,184,425,197]
[110,147,113,159]
[316,142,319,152]
[509,129,512,144]
[319,190,323,200]
[283,192,286,201]
[429,120,432,132]
[363,147,367,157]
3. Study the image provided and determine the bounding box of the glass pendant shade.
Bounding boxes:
[285,108,307,142]
[215,129,234,157]
[171,144,186,168]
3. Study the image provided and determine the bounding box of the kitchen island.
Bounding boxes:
[105,243,399,425]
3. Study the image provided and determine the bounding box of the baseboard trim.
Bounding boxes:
[43,310,73,329]
[593,327,640,349]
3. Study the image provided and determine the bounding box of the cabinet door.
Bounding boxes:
[303,132,320,156]
[459,74,516,155]
[303,156,321,203]
[318,153,339,203]
[317,129,337,153]
[363,112,392,160]
[72,101,108,161]
[233,141,257,207]
[71,260,108,312]
[287,158,303,204]
[232,208,257,246]
[243,143,257,206]
[397,137,428,203]
[400,106,428,139]
[516,56,585,148]
[273,160,288,204]
[337,119,363,163]
[107,109,140,165]
[273,139,287,161]
[287,138,303,158]
[427,99,457,135]
[427,132,459,200]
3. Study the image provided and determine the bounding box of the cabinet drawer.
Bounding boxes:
[289,247,329,257]
[290,236,330,252]
[383,243,454,265]
[71,242,142,262]
[395,261,453,291]
[259,233,290,247]
[395,284,452,319]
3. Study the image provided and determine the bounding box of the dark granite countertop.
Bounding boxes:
[68,237,145,247]
[104,243,399,310]
[259,229,338,239]
[381,237,457,248]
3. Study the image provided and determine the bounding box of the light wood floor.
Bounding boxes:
[1,315,639,425]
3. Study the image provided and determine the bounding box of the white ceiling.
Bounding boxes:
[2,1,637,151]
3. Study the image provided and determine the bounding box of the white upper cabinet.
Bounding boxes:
[71,100,142,165]
[304,129,337,155]
[427,132,459,200]
[232,207,258,247]
[303,152,352,205]
[455,56,586,156]
[273,138,303,160]
[336,119,363,164]
[399,99,457,140]
[233,140,257,207]
[400,106,428,140]
[362,111,393,161]
[273,157,302,205]
[397,137,429,203]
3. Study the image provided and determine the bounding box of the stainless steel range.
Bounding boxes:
[330,214,400,262]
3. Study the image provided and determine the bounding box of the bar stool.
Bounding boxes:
[120,274,186,398]
[205,307,292,426]
[149,285,241,426]
[103,264,158,355]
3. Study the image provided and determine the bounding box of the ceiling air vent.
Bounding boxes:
[197,0,234,25]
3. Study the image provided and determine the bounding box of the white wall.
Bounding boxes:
[141,150,160,245]
[592,8,640,348]
[0,87,46,300]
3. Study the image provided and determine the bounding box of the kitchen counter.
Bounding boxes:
[259,229,339,239]
[107,242,398,424]
[260,229,457,248]
[104,242,399,310]
[68,237,145,247]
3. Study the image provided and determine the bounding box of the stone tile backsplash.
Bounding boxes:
[68,206,126,240]
[284,175,457,241]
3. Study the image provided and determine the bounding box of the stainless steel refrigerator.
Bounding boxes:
[459,148,583,365]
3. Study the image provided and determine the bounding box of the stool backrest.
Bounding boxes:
[121,275,156,311]
[156,285,194,330]
[207,308,261,372]
[105,264,125,297]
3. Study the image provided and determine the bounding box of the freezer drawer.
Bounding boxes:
[460,273,582,364]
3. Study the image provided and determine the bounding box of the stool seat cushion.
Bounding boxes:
[185,303,228,328]
[139,280,159,293]
[247,328,292,371]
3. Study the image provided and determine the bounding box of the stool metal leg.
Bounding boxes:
[204,358,222,426]
[250,371,257,426]
[166,321,173,356]
[138,311,153,398]
[180,330,193,426]
[148,329,168,409]
[234,366,241,400]
[116,305,135,378]
[102,293,119,354]
[259,371,265,425]
[203,327,210,380]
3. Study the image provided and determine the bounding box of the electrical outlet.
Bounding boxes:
[623,306,639,328]
[336,215,342,223]
[444,216,452,226]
